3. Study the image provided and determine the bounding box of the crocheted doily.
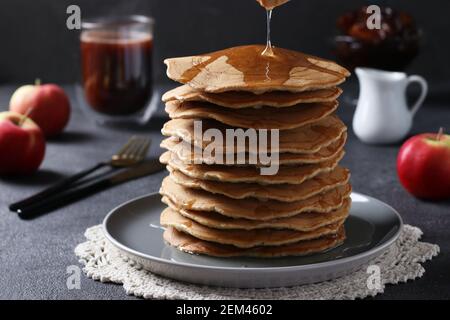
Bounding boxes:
[75,224,439,300]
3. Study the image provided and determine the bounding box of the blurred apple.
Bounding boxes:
[9,80,71,137]
[0,111,46,175]
[397,130,450,200]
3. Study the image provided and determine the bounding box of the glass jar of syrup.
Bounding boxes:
[78,16,157,125]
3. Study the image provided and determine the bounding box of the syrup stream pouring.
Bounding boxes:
[257,0,291,57]
[262,9,274,57]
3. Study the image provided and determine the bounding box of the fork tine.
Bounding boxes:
[134,138,151,161]
[131,137,150,160]
[115,136,137,158]
[124,137,149,159]
[122,136,143,159]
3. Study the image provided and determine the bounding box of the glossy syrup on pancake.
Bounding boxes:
[167,4,349,94]
[176,45,347,90]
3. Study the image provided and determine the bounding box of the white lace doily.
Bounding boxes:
[75,224,439,300]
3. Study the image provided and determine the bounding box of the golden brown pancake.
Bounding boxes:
[162,44,351,258]
[161,150,344,185]
[168,166,350,202]
[164,45,350,93]
[160,132,347,166]
[161,207,344,248]
[163,226,346,258]
[165,100,338,130]
[164,196,351,231]
[162,84,343,108]
[161,115,347,154]
[160,176,352,220]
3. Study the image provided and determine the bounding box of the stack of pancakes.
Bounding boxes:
[159,45,351,258]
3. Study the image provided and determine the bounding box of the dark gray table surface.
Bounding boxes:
[0,84,449,300]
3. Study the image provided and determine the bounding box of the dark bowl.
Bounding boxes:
[333,32,421,72]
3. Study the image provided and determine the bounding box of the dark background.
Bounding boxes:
[0,0,449,300]
[0,0,449,89]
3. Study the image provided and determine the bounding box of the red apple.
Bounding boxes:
[0,111,46,175]
[9,80,71,137]
[397,130,450,200]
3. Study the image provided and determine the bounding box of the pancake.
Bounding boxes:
[162,115,347,154]
[162,43,351,258]
[168,166,350,202]
[165,100,338,130]
[160,132,347,165]
[164,45,350,93]
[160,176,352,220]
[162,84,343,108]
[160,207,344,248]
[164,196,351,231]
[163,226,346,258]
[161,150,344,185]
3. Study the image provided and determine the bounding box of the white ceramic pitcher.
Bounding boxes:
[353,68,428,144]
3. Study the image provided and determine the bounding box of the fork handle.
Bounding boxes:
[9,162,108,212]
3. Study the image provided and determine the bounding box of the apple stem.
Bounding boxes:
[18,114,27,127]
[18,107,35,127]
[35,78,41,86]
[437,127,445,141]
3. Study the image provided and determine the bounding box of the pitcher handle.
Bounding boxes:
[407,75,428,116]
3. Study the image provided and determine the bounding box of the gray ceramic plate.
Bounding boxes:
[103,192,403,288]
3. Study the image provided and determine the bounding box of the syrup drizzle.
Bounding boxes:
[178,45,344,88]
[261,9,274,57]
[174,0,347,89]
